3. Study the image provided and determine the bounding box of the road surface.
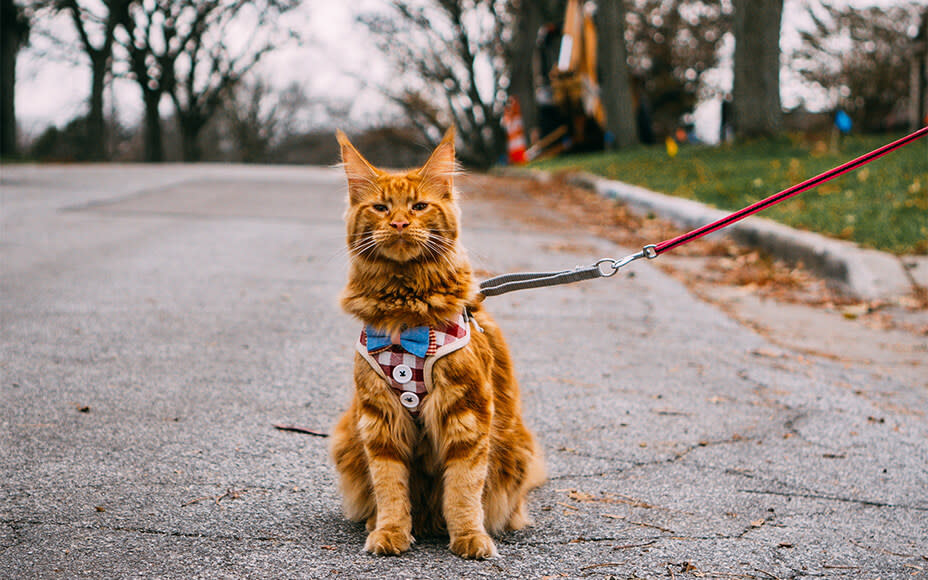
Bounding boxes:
[2,164,926,579]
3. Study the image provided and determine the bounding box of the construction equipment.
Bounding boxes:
[531,0,606,159]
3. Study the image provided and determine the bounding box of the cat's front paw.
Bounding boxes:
[449,532,498,559]
[365,526,413,556]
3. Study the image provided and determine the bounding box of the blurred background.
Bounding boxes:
[2,0,926,168]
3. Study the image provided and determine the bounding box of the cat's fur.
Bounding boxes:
[330,128,545,559]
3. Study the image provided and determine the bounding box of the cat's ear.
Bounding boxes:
[417,126,457,199]
[336,129,380,205]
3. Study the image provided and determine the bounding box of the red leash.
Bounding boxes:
[478,126,928,298]
[653,125,928,256]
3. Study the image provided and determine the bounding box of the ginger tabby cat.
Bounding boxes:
[331,128,545,559]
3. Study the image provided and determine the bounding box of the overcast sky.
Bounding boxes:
[14,0,908,143]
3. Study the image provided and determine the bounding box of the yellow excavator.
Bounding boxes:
[528,0,606,160]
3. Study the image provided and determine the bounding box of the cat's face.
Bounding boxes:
[337,129,460,264]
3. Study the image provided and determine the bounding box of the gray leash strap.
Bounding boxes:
[477,246,657,298]
[478,266,602,297]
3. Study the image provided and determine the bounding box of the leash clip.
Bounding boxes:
[596,244,658,278]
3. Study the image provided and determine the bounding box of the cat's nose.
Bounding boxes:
[390,220,409,232]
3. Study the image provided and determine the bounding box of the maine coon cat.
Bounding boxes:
[330,128,545,559]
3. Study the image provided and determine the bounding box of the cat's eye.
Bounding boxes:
[372,204,389,212]
[411,202,428,211]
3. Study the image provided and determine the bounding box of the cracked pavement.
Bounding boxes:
[2,165,926,579]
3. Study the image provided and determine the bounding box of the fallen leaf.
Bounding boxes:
[568,491,594,502]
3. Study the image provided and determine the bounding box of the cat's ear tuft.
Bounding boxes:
[336,129,380,205]
[418,126,458,199]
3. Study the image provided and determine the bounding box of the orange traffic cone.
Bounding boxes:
[502,97,527,164]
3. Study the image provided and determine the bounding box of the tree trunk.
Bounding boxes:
[65,0,130,161]
[596,0,638,148]
[179,115,204,162]
[181,133,201,163]
[0,0,26,158]
[0,22,18,158]
[87,53,108,161]
[732,0,783,139]
[509,0,543,141]
[142,89,164,162]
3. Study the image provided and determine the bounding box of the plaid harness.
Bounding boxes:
[357,312,472,416]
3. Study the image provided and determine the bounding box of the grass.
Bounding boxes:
[532,132,928,255]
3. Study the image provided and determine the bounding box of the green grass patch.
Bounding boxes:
[532,133,928,255]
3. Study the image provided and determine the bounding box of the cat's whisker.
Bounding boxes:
[425,240,458,264]
[430,239,457,252]
[348,234,381,259]
[423,238,455,256]
[327,236,372,263]
[422,244,455,272]
[349,244,377,259]
[348,234,375,251]
[425,231,456,247]
[354,242,382,259]
[423,240,459,271]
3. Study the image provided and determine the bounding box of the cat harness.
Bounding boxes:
[357,311,473,416]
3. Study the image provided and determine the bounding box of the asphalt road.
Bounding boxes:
[2,164,926,579]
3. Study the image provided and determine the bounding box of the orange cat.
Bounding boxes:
[330,128,545,559]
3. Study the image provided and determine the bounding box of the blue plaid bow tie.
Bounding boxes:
[366,325,430,358]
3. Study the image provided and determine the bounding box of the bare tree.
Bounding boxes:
[360,0,513,168]
[221,79,298,163]
[56,0,131,160]
[596,0,637,148]
[116,0,176,162]
[794,2,924,132]
[732,0,783,139]
[118,0,300,162]
[1,0,30,157]
[169,0,300,162]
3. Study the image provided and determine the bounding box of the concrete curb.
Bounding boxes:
[497,168,916,300]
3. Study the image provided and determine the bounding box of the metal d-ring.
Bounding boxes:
[595,258,621,277]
